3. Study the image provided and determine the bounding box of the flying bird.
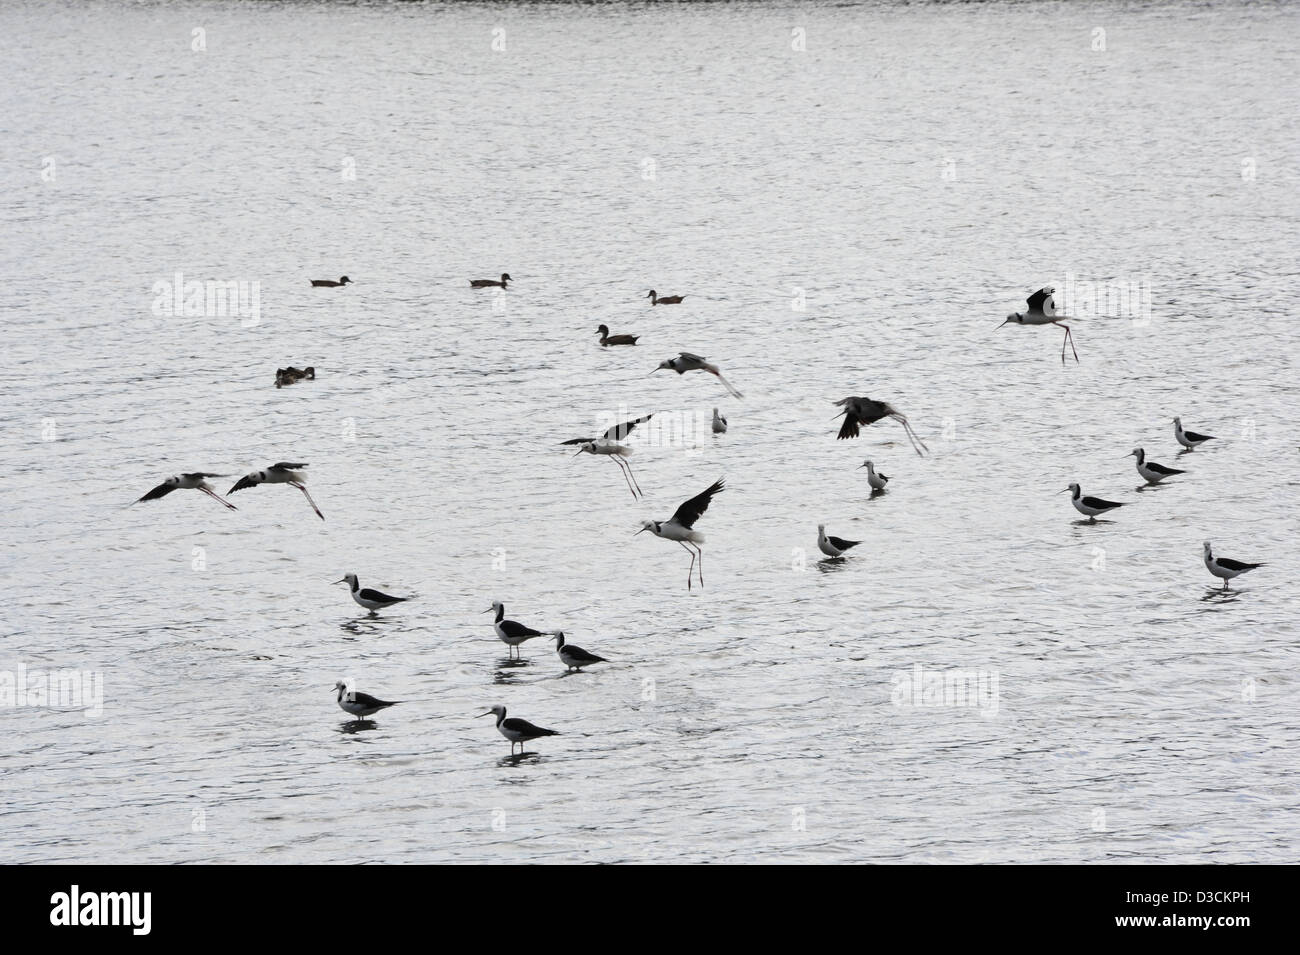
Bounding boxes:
[571,440,642,499]
[228,462,324,520]
[134,473,236,511]
[833,397,928,456]
[636,478,725,590]
[999,287,1079,363]
[651,353,743,398]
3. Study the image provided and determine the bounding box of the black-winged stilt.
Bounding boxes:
[134,473,237,511]
[572,441,643,499]
[817,524,860,558]
[334,573,408,614]
[647,290,684,305]
[553,632,607,672]
[999,287,1079,363]
[712,408,728,434]
[470,273,511,288]
[333,681,402,718]
[1202,541,1263,590]
[228,463,324,520]
[310,276,351,287]
[833,397,928,455]
[651,353,743,398]
[1129,448,1185,485]
[636,478,725,590]
[478,704,559,754]
[859,460,889,491]
[485,601,556,659]
[597,324,638,346]
[1174,418,1215,451]
[1065,483,1124,522]
[560,413,653,446]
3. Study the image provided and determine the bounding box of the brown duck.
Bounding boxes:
[647,290,685,305]
[597,324,639,346]
[310,276,351,287]
[275,366,316,389]
[470,272,511,289]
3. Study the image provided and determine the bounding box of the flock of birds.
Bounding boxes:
[128,281,1265,754]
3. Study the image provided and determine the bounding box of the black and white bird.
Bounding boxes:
[228,462,324,520]
[333,681,401,719]
[552,632,607,672]
[1065,483,1125,522]
[134,472,237,511]
[1202,541,1263,590]
[636,478,725,590]
[470,272,511,288]
[712,408,728,434]
[647,290,685,305]
[596,324,638,346]
[833,397,928,456]
[310,276,351,287]
[334,573,408,614]
[817,524,861,558]
[1174,417,1216,451]
[478,704,559,754]
[651,353,743,398]
[485,601,556,659]
[571,440,642,499]
[859,460,889,491]
[1129,448,1185,485]
[560,413,653,447]
[999,287,1079,363]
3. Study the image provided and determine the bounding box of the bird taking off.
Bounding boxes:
[999,287,1079,363]
[832,397,928,456]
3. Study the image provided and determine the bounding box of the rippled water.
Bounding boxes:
[3,0,1298,863]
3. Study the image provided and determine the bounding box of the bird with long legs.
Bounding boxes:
[1202,541,1263,590]
[817,524,861,559]
[1129,448,1185,485]
[999,287,1079,363]
[552,632,607,673]
[333,681,402,719]
[636,478,725,590]
[1174,417,1216,452]
[228,462,324,519]
[833,397,928,455]
[334,573,409,615]
[134,472,236,511]
[478,704,559,754]
[651,353,743,398]
[484,601,556,659]
[1064,483,1124,522]
[859,460,889,491]
[572,440,642,499]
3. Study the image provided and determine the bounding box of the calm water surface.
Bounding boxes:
[2,0,1298,863]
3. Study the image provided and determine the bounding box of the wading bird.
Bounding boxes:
[333,681,402,719]
[478,704,559,754]
[470,273,511,289]
[552,632,607,673]
[334,573,409,614]
[228,462,324,520]
[1174,418,1215,451]
[636,478,725,590]
[999,287,1078,363]
[485,601,556,659]
[860,460,889,491]
[572,440,642,499]
[1129,448,1185,485]
[1202,541,1263,590]
[596,324,638,346]
[833,397,928,455]
[817,524,861,558]
[647,290,685,305]
[712,408,728,434]
[134,473,236,511]
[651,353,743,398]
[1064,483,1124,522]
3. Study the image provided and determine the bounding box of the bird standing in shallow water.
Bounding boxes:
[1202,541,1263,590]
[485,601,556,659]
[596,324,638,346]
[228,462,324,520]
[1174,417,1215,451]
[1064,483,1124,522]
[817,524,861,558]
[712,408,728,434]
[1129,448,1185,485]
[553,632,607,672]
[859,460,889,491]
[833,397,928,456]
[334,573,409,615]
[134,472,236,511]
[478,704,559,754]
[652,353,743,398]
[636,478,725,590]
[999,287,1079,363]
[333,681,401,719]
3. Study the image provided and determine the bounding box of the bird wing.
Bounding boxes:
[1184,430,1215,442]
[136,482,175,503]
[1026,287,1055,314]
[504,718,557,737]
[1082,497,1124,509]
[228,473,259,493]
[836,415,861,440]
[500,620,545,639]
[828,536,861,550]
[602,413,653,441]
[678,352,707,363]
[1149,463,1185,476]
[351,692,397,708]
[272,462,308,470]
[1217,557,1261,572]
[558,438,591,445]
[672,478,725,528]
[358,588,404,603]
[565,645,606,663]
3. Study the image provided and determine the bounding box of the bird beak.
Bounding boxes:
[481,608,493,614]
[332,578,346,584]
[476,710,493,718]
[634,526,646,536]
[647,368,661,376]
[572,449,584,457]
[996,319,1009,328]
[1057,488,1069,494]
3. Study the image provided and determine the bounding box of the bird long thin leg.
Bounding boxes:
[679,541,696,591]
[891,414,929,456]
[199,487,238,510]
[622,459,644,498]
[694,543,704,587]
[1053,321,1079,363]
[610,457,637,499]
[292,482,325,520]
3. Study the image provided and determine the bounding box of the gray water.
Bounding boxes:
[2,0,1298,864]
